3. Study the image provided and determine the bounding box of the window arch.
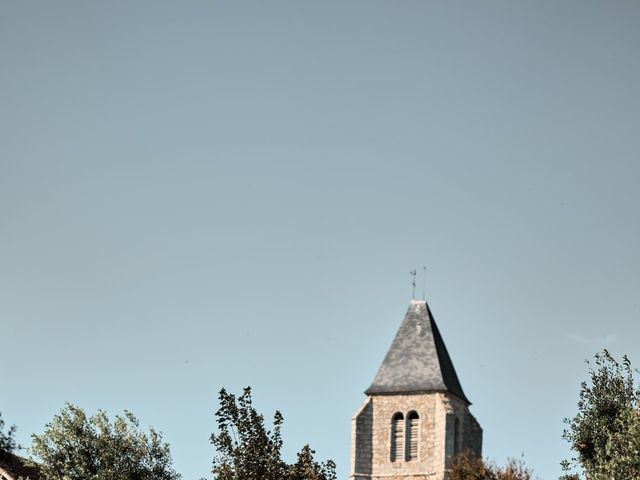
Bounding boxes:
[390,412,404,462]
[405,411,420,461]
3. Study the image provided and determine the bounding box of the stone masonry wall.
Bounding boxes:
[350,393,482,480]
[351,398,373,477]
[463,413,482,458]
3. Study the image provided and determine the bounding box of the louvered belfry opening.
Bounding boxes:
[390,412,404,462]
[406,411,420,461]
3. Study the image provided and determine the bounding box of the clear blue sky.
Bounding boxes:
[1,2,639,479]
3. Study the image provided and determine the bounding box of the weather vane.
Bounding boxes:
[410,269,417,299]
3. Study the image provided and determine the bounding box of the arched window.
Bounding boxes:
[390,412,404,462]
[453,417,461,456]
[405,411,420,461]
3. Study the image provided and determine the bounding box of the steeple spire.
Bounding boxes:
[365,299,470,404]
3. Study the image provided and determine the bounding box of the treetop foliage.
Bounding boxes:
[31,403,181,480]
[449,452,532,480]
[0,412,19,456]
[561,349,640,480]
[210,387,336,480]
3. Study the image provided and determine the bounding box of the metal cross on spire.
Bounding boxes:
[409,269,417,299]
[422,265,427,300]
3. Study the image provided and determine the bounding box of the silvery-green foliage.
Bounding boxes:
[561,350,640,480]
[31,403,180,480]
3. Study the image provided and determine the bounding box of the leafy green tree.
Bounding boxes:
[561,350,640,480]
[31,403,181,480]
[210,387,336,480]
[449,452,532,480]
[0,412,19,455]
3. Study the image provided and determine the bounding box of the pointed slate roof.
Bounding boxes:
[365,299,470,404]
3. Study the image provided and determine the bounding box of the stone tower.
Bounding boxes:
[350,300,482,480]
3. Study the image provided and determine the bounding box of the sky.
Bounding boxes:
[1,1,640,479]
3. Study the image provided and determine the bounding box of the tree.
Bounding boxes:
[288,445,336,480]
[210,387,336,480]
[0,412,19,455]
[449,452,532,480]
[31,403,181,480]
[561,350,640,480]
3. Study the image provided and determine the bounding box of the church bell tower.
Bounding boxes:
[350,299,482,480]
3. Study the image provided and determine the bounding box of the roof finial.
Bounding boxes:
[410,269,417,299]
[422,266,427,300]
